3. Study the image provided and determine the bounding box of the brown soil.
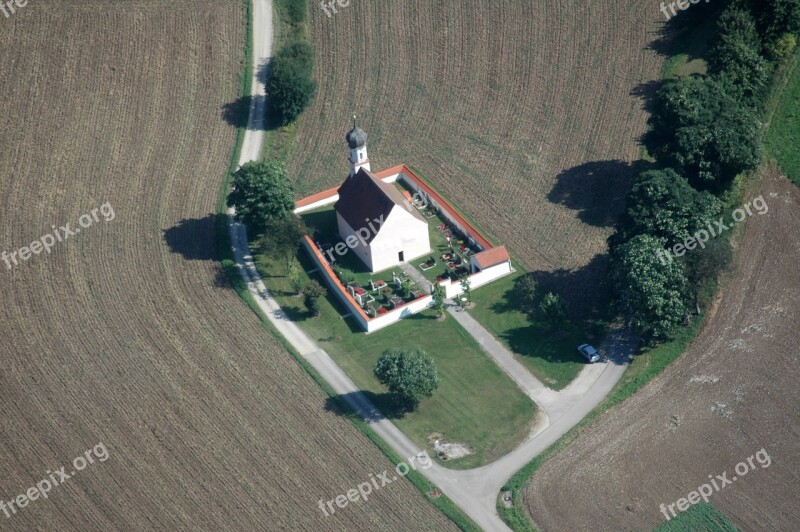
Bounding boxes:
[0,3,456,529]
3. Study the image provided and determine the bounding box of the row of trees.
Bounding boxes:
[227,160,328,315]
[609,0,797,343]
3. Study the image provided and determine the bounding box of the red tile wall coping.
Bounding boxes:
[295,164,496,251]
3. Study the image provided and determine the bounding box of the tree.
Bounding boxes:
[708,8,772,104]
[374,348,440,410]
[618,168,721,248]
[288,262,304,295]
[266,41,317,125]
[400,278,414,299]
[646,76,762,191]
[683,236,734,293]
[611,235,691,343]
[257,216,306,269]
[459,278,472,305]
[538,292,568,329]
[227,160,295,234]
[302,279,326,316]
[513,273,539,312]
[431,282,446,318]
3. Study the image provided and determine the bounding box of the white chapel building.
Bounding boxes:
[334,120,431,272]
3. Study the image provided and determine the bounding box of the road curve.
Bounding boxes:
[227,2,637,530]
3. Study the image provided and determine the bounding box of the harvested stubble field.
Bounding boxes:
[524,168,800,530]
[287,0,665,312]
[0,2,455,529]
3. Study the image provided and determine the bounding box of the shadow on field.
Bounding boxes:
[163,214,222,261]
[220,61,283,131]
[548,160,635,227]
[325,391,410,422]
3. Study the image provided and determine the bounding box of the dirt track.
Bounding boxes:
[0,3,456,529]
[524,167,800,530]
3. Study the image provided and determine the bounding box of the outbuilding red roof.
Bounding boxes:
[471,245,510,269]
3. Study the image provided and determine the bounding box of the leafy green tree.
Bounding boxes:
[302,279,326,316]
[228,160,295,234]
[257,216,306,269]
[647,76,762,191]
[288,262,304,294]
[266,41,317,125]
[374,348,440,410]
[709,8,772,104]
[618,168,721,248]
[683,236,734,292]
[538,292,568,329]
[610,234,691,343]
[431,282,446,318]
[513,273,539,312]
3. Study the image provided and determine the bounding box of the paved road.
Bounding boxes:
[228,2,639,530]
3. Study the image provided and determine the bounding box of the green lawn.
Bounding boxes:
[257,248,536,469]
[467,271,607,390]
[765,52,800,187]
[654,503,739,532]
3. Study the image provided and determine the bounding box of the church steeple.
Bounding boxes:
[346,115,370,177]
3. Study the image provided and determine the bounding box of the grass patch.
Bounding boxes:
[468,271,608,390]
[257,249,536,470]
[654,503,739,532]
[661,13,717,80]
[764,50,800,187]
[497,316,705,531]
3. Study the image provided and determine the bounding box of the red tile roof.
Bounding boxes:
[471,246,510,269]
[375,165,493,250]
[334,168,425,242]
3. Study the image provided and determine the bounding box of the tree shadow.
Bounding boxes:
[162,214,222,261]
[324,390,409,422]
[528,254,614,320]
[502,325,586,366]
[645,4,719,59]
[630,79,661,115]
[548,160,635,227]
[220,60,280,131]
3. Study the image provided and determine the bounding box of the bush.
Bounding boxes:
[538,292,568,329]
[771,32,798,58]
[302,280,327,316]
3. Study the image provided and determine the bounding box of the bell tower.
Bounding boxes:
[346,115,370,177]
